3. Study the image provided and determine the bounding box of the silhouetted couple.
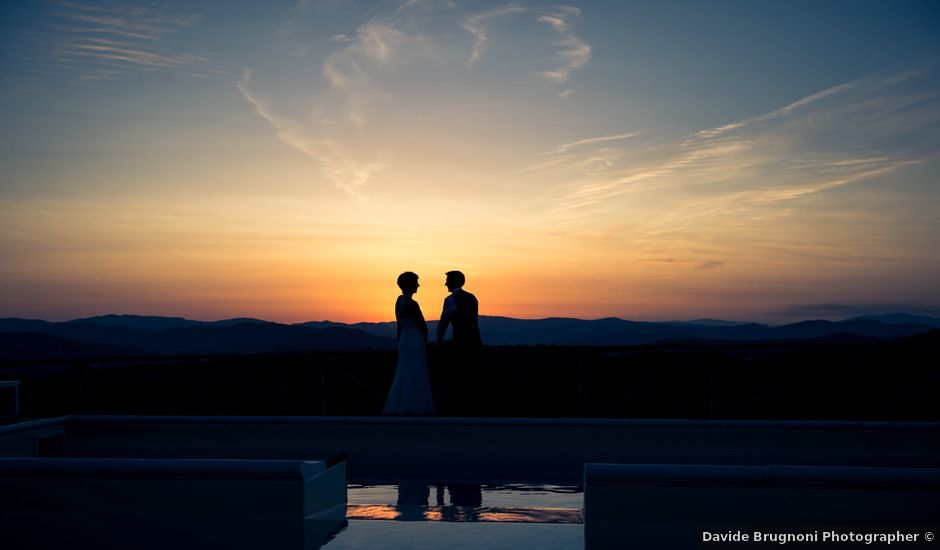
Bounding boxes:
[382,270,483,416]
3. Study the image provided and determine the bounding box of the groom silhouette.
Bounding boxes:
[436,270,483,415]
[436,271,482,350]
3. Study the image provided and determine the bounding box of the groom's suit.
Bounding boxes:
[437,287,483,415]
[443,288,482,350]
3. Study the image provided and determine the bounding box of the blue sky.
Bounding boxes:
[1,0,939,322]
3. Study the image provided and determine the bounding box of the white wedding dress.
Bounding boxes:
[383,296,435,415]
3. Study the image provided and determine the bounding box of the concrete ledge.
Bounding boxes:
[0,415,67,435]
[4,415,939,483]
[0,456,347,549]
[584,463,940,489]
[59,414,940,430]
[0,456,326,480]
[584,463,940,550]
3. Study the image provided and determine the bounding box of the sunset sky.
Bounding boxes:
[2,0,939,324]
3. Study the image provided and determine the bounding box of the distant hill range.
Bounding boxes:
[1,312,938,361]
[0,315,395,360]
[304,314,940,346]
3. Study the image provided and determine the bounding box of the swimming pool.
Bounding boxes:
[324,521,584,549]
[326,482,585,549]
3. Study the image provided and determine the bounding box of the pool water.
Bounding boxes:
[323,521,584,549]
[322,483,585,549]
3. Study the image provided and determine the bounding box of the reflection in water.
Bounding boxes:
[396,481,430,521]
[325,483,584,548]
[346,481,582,524]
[346,482,582,505]
[345,482,583,524]
[397,482,430,506]
[447,483,482,506]
[346,504,583,524]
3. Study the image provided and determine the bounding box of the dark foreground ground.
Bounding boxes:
[1,331,938,421]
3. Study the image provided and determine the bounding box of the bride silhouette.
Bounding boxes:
[382,272,435,415]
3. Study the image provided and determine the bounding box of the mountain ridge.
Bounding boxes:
[1,312,937,360]
[0,316,395,360]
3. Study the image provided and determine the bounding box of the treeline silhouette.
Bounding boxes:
[2,330,938,421]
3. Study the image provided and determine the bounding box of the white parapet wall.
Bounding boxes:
[583,463,940,550]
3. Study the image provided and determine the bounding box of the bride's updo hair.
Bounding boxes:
[397,271,419,292]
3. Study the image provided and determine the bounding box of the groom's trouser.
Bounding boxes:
[448,345,482,416]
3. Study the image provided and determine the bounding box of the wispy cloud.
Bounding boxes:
[58,42,208,69]
[540,131,643,155]
[462,4,590,86]
[537,10,591,83]
[462,5,528,67]
[690,81,858,140]
[29,1,216,80]
[237,2,441,196]
[239,0,594,197]
[319,19,437,127]
[236,68,386,198]
[689,71,929,141]
[535,68,940,229]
